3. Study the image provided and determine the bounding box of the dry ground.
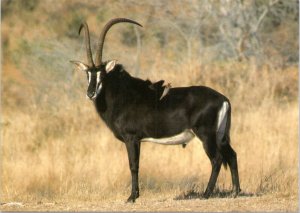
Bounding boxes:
[1,194,298,212]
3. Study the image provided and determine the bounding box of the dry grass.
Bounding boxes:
[1,1,298,210]
[1,61,298,211]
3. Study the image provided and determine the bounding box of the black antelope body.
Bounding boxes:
[71,18,241,202]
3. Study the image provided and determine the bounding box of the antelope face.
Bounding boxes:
[71,18,141,100]
[70,60,116,100]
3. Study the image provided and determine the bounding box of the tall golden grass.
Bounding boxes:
[1,61,298,203]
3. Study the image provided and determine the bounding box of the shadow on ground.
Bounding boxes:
[174,189,257,200]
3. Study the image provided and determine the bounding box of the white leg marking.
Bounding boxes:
[217,101,229,131]
[141,129,195,145]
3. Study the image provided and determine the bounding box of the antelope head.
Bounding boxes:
[71,18,142,100]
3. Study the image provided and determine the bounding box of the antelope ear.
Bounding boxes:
[70,60,89,72]
[105,60,117,72]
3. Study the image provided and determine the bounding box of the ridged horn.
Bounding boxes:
[95,18,143,66]
[79,22,95,67]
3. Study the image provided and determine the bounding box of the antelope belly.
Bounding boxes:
[141,129,195,145]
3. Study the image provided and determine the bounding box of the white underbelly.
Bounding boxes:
[141,129,195,145]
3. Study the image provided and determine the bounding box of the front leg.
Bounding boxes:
[124,136,141,203]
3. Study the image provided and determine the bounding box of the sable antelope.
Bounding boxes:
[71,18,241,202]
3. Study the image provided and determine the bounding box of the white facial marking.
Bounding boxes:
[96,83,102,95]
[91,93,98,100]
[141,129,195,145]
[95,71,102,96]
[217,101,229,131]
[96,72,101,85]
[87,71,92,83]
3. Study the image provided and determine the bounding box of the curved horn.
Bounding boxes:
[79,22,95,67]
[95,18,143,66]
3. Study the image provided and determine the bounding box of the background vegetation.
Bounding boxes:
[1,0,298,211]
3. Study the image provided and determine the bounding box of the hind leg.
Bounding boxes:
[203,151,223,198]
[220,142,241,197]
[195,130,223,198]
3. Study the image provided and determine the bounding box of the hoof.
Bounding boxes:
[126,197,135,203]
[202,191,211,199]
[126,193,139,203]
[232,187,241,198]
